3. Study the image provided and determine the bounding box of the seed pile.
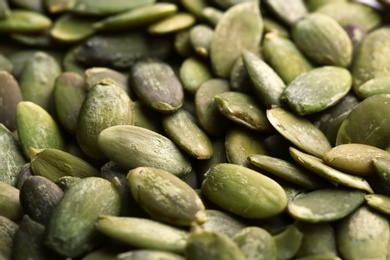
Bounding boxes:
[1,0,390,259]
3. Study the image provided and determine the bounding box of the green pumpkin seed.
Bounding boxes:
[29,148,100,182]
[75,31,173,70]
[76,79,133,159]
[180,57,212,94]
[45,0,69,13]
[117,250,185,260]
[323,143,389,176]
[295,222,337,258]
[174,29,194,57]
[0,53,13,73]
[262,33,313,85]
[283,66,352,115]
[287,188,366,222]
[93,3,178,31]
[210,1,263,78]
[98,125,192,177]
[214,91,273,132]
[12,215,61,260]
[132,101,164,133]
[0,10,51,33]
[266,107,332,158]
[201,163,288,219]
[337,205,389,260]
[314,1,381,31]
[357,76,390,99]
[0,216,18,260]
[0,181,23,220]
[0,71,21,131]
[201,209,248,238]
[230,55,253,93]
[248,154,327,188]
[130,59,183,113]
[242,50,286,108]
[54,72,86,136]
[352,27,390,93]
[180,0,208,18]
[128,166,206,226]
[189,24,213,58]
[19,51,62,113]
[233,227,277,260]
[16,101,65,159]
[273,224,304,260]
[194,79,231,136]
[365,194,390,216]
[225,126,269,167]
[185,225,246,260]
[292,13,353,67]
[62,46,87,76]
[289,147,374,193]
[263,18,289,38]
[201,7,223,27]
[50,14,98,43]
[148,13,195,34]
[336,94,390,150]
[162,109,213,160]
[197,138,228,180]
[96,216,189,254]
[373,154,390,186]
[264,0,308,26]
[67,0,154,16]
[45,177,121,258]
[19,175,64,225]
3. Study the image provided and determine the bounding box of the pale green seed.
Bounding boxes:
[273,224,304,260]
[148,13,195,34]
[365,194,390,216]
[50,14,98,43]
[179,57,212,94]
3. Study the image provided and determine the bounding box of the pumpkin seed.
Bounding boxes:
[373,154,390,186]
[273,224,304,260]
[0,216,18,260]
[0,71,22,131]
[264,0,308,26]
[0,181,23,220]
[201,163,288,219]
[266,107,332,158]
[290,147,374,193]
[96,216,189,254]
[201,7,223,27]
[98,125,192,177]
[148,12,195,34]
[357,76,390,99]
[287,188,366,222]
[189,24,213,58]
[127,166,206,226]
[337,205,389,260]
[201,209,248,238]
[67,0,154,16]
[210,1,263,78]
[50,14,98,43]
[0,10,51,33]
[365,194,390,216]
[180,57,212,94]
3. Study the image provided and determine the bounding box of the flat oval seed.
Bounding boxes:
[194,79,231,136]
[201,163,288,219]
[358,76,390,99]
[225,127,269,167]
[96,216,189,254]
[373,154,390,186]
[287,188,365,223]
[292,13,353,67]
[336,94,390,150]
[264,0,308,26]
[214,91,273,132]
[365,194,390,215]
[0,124,26,186]
[201,209,248,238]
[283,66,352,115]
[44,177,121,258]
[232,227,277,260]
[50,14,97,43]
[337,205,389,260]
[98,125,191,177]
[186,226,246,260]
[242,50,286,108]
[67,0,154,16]
[0,181,23,220]
[0,71,22,131]
[189,24,213,58]
[127,166,206,226]
[201,7,223,27]
[0,10,51,33]
[179,57,212,94]
[323,143,390,176]
[266,107,332,158]
[148,13,195,34]
[54,72,86,136]
[93,3,178,31]
[130,59,184,113]
[273,224,304,260]
[16,101,65,159]
[162,110,213,160]
[248,154,327,189]
[76,80,133,159]
[290,147,374,193]
[210,1,263,78]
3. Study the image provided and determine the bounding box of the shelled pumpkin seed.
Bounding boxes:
[2,0,390,259]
